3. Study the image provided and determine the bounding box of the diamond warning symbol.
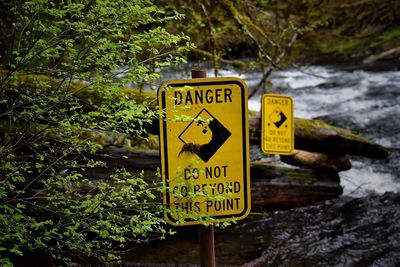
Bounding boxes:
[178,109,231,162]
[269,107,287,128]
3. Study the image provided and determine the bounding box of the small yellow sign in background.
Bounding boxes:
[261,94,294,155]
[158,77,250,226]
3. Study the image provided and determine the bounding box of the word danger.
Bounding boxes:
[174,88,232,105]
[266,98,290,105]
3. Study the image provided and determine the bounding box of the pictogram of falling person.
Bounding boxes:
[269,108,287,128]
[179,109,231,162]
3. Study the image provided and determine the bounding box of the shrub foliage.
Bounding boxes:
[0,0,191,265]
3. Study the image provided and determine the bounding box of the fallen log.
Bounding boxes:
[249,115,389,159]
[250,161,342,210]
[280,149,351,172]
[294,117,389,158]
[363,46,400,64]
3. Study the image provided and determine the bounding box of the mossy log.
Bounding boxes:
[363,46,400,64]
[294,118,388,158]
[249,114,389,159]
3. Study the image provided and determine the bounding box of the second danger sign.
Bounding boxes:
[261,94,294,155]
[158,77,250,226]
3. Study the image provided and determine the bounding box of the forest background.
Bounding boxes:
[0,0,399,265]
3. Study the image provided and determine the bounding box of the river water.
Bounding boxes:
[157,64,400,197]
[246,65,400,197]
[125,64,400,266]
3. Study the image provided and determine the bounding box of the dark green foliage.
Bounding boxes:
[290,0,400,59]
[163,0,400,67]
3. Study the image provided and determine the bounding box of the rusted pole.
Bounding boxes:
[192,68,208,79]
[191,68,216,267]
[199,225,216,267]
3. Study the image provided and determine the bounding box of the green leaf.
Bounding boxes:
[99,229,110,239]
[10,246,23,256]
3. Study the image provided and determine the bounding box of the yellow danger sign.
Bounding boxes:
[158,77,250,226]
[261,94,294,155]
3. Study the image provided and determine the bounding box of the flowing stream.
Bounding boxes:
[247,65,400,197]
[124,64,400,266]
